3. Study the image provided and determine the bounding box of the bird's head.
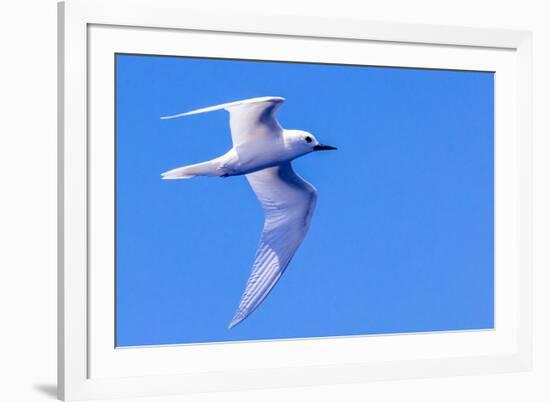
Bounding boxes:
[284,129,337,158]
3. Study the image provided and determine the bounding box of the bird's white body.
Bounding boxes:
[161,96,335,328]
[162,129,314,179]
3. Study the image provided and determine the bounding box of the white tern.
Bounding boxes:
[160,96,336,328]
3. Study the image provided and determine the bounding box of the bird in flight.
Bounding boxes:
[160,96,336,328]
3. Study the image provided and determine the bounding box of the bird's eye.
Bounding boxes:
[305,136,313,143]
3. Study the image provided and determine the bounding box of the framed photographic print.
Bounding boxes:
[58,0,533,400]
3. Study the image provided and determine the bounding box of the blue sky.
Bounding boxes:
[115,54,494,347]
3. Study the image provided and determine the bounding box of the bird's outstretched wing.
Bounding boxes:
[229,162,317,328]
[161,96,285,146]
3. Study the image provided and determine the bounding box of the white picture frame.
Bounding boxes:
[58,0,533,400]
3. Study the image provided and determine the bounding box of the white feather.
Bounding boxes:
[228,163,317,328]
[160,96,335,328]
[161,96,285,146]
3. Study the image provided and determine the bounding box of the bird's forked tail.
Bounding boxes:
[161,159,222,180]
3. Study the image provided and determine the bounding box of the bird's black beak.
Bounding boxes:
[313,144,337,151]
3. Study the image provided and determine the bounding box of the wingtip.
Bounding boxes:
[160,112,190,120]
[161,96,285,120]
[228,316,244,329]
